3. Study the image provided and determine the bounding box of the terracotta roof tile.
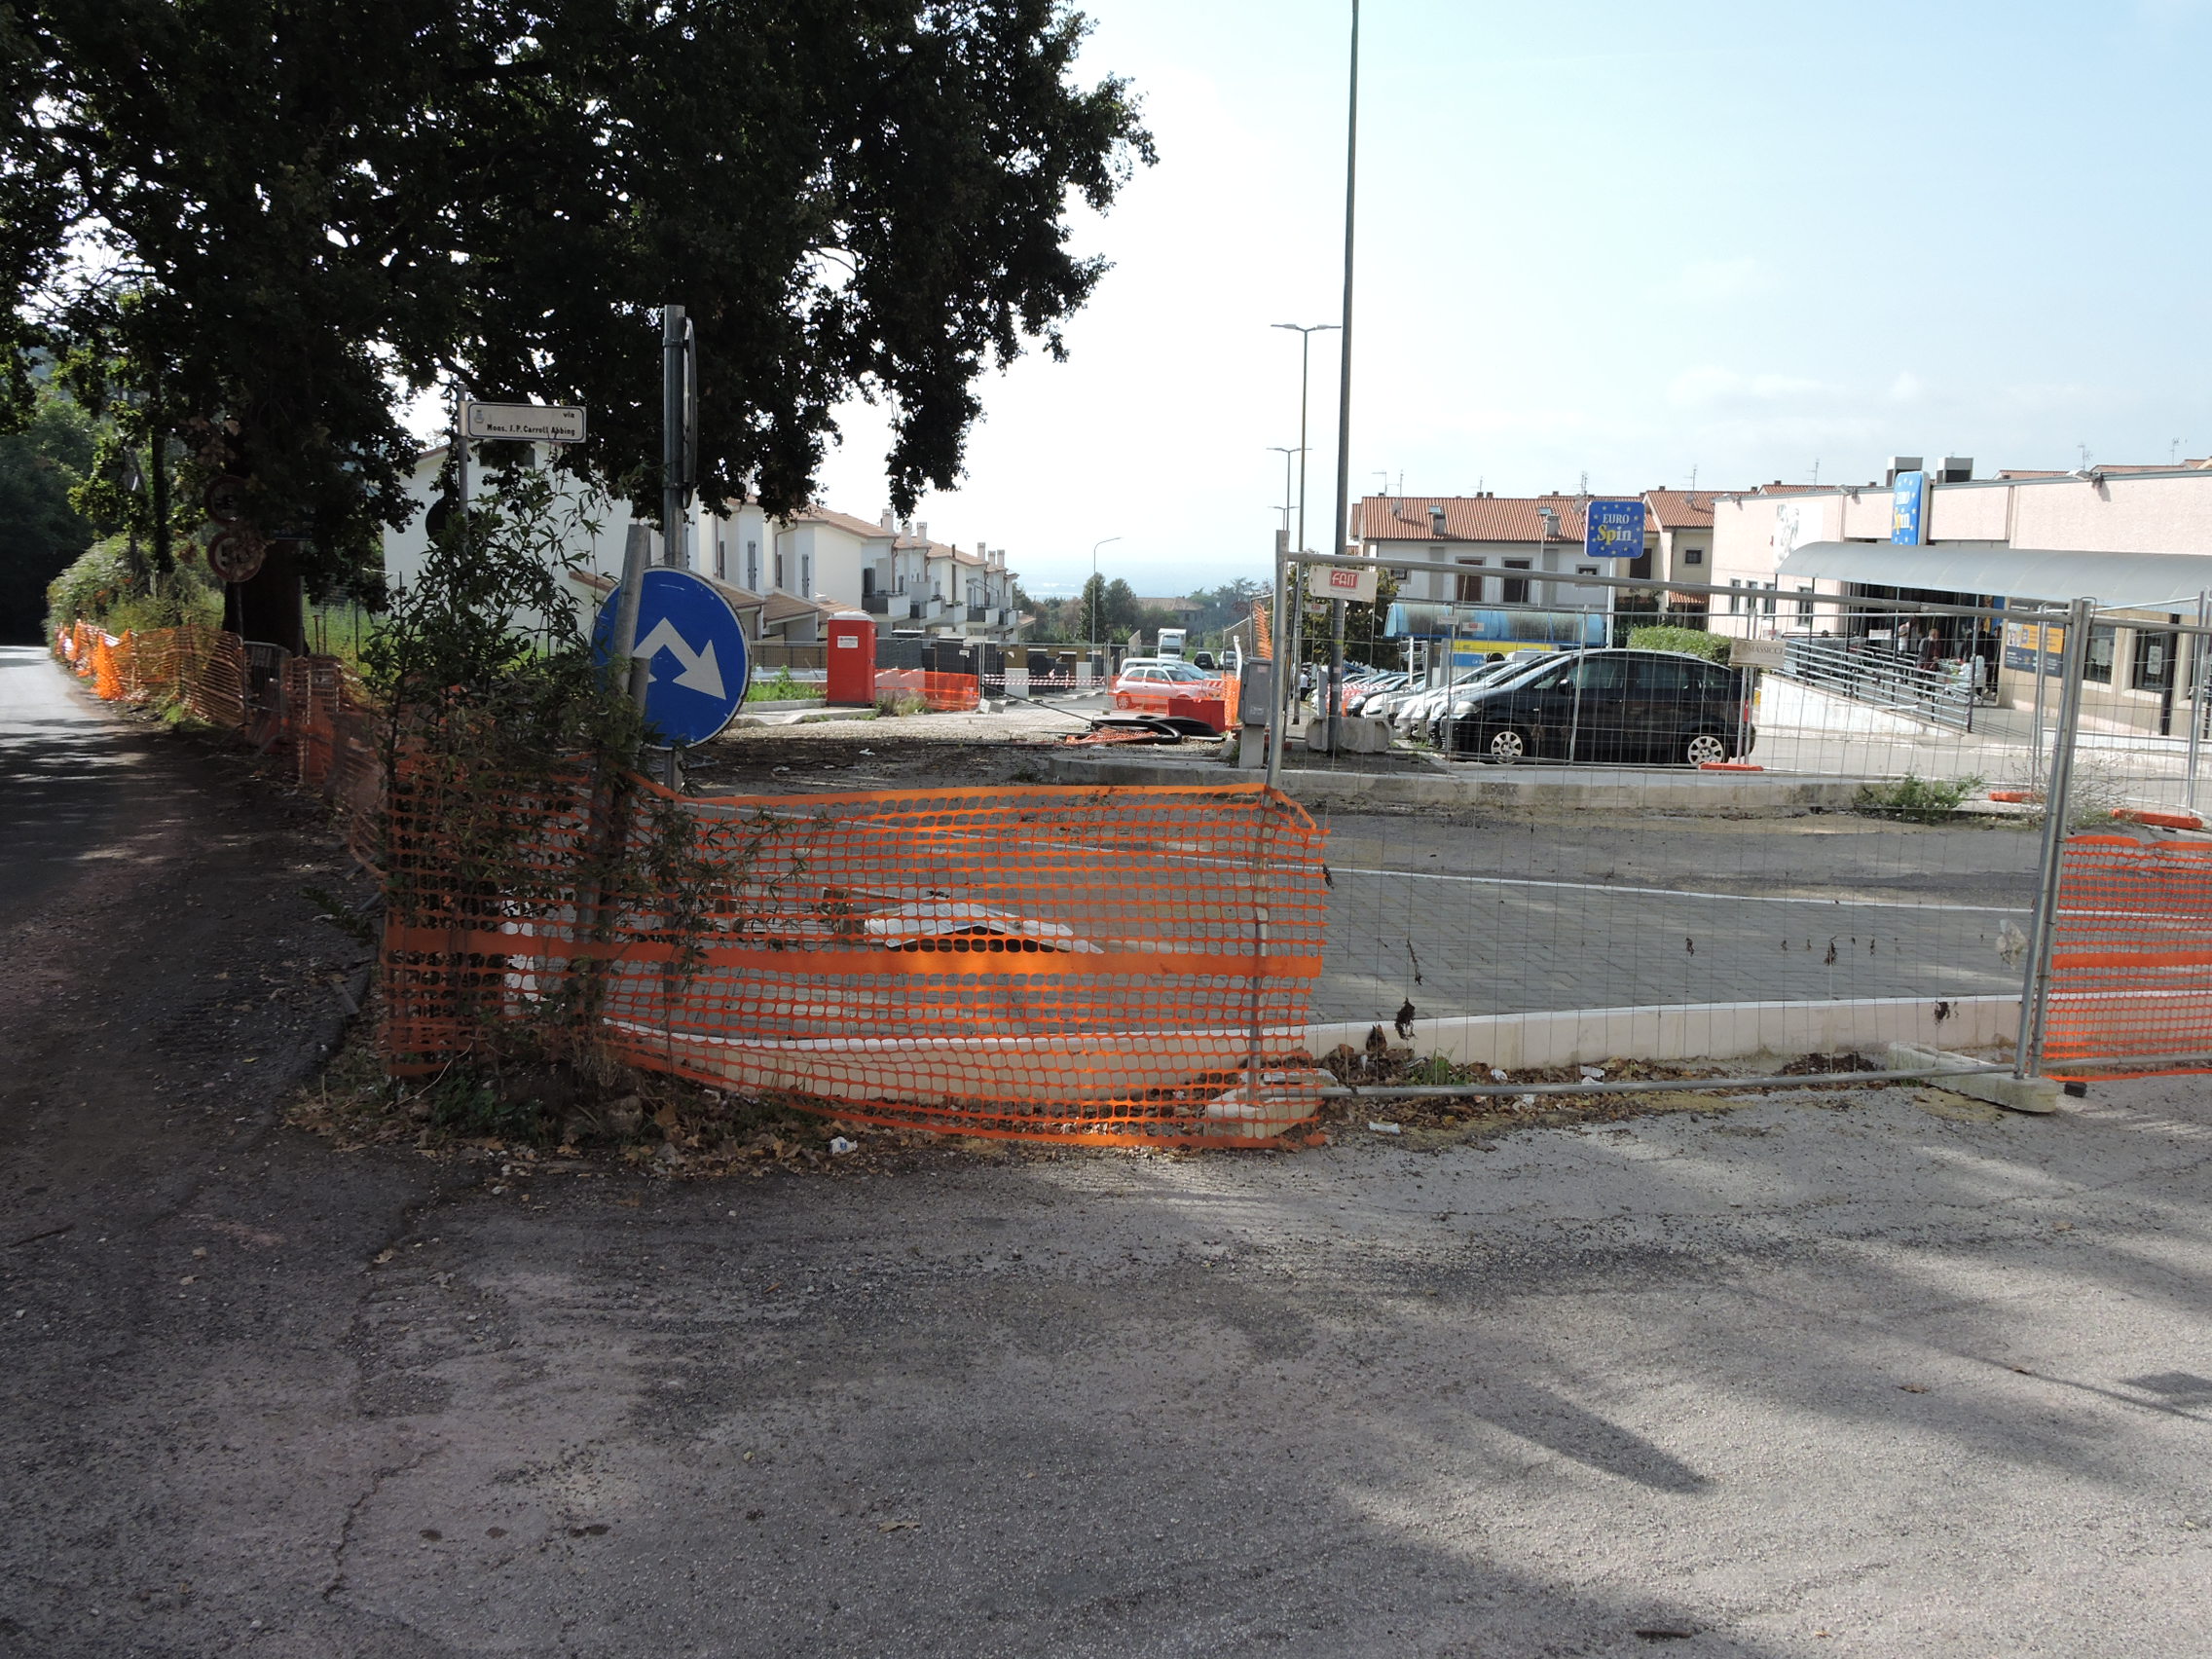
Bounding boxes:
[792,506,895,539]
[1356,495,1599,545]
[1641,489,1726,529]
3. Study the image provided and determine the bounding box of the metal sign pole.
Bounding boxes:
[2015,594,2095,1081]
[661,304,688,569]
[452,388,468,530]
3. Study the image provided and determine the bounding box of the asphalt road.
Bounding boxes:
[5,648,2211,1657]
[1313,810,2042,1027]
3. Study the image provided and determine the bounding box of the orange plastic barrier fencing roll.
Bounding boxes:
[381,776,1335,1145]
[2044,832,2212,1078]
[50,620,384,869]
[874,668,979,712]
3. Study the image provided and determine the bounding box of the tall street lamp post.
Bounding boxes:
[1325,0,1362,756]
[1270,322,1338,775]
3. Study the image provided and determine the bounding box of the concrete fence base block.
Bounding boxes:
[1885,1043,2060,1114]
[1305,994,2020,1075]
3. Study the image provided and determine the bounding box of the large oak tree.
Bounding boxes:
[0,0,1151,588]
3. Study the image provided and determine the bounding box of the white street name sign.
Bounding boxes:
[463,401,588,443]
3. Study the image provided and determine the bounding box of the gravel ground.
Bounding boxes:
[9,647,2212,1658]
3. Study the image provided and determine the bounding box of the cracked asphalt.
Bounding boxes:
[6,644,2212,1658]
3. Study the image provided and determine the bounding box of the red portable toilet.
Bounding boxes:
[825,612,877,705]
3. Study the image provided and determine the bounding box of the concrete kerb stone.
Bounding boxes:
[1886,1042,2060,1114]
[1307,994,2021,1075]
[1040,750,1872,812]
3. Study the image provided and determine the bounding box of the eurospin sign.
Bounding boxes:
[1583,498,1644,560]
[1891,468,1930,544]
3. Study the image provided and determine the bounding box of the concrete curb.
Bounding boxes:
[1887,1042,2059,1113]
[1040,751,1873,812]
[1306,994,2020,1072]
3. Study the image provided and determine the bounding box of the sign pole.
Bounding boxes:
[452,387,468,532]
[662,304,688,569]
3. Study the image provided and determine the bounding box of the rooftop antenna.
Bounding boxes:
[1812,458,1821,486]
[1578,469,1589,498]
[1689,463,1698,491]
[2174,437,2184,464]
[2079,441,2092,469]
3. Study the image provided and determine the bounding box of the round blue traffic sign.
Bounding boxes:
[592,568,751,745]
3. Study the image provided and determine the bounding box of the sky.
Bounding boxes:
[804,0,2212,597]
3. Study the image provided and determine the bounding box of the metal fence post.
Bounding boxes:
[2015,595,2095,1080]
[2187,590,2208,816]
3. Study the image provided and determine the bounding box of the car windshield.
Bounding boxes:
[1162,661,1212,681]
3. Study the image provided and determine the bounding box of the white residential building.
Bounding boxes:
[382,446,1026,645]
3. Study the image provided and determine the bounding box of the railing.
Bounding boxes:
[1780,635,1978,733]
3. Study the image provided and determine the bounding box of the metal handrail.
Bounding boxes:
[1780,636,1977,732]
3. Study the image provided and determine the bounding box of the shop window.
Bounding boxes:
[2133,630,2177,692]
[2083,625,2117,684]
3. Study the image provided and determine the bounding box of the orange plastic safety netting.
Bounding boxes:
[381,775,1335,1144]
[873,668,979,712]
[2044,831,2212,1077]
[54,620,383,867]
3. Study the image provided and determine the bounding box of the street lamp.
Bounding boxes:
[1271,324,1339,764]
[1267,445,1301,541]
[1089,535,1121,656]
[1271,325,1338,562]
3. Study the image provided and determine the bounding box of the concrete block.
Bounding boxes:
[1305,716,1393,754]
[1886,1043,2058,1114]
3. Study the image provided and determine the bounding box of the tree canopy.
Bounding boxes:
[0,1,1152,589]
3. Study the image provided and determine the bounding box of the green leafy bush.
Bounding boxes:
[46,536,221,635]
[1855,772,1984,823]
[752,668,823,702]
[875,690,928,717]
[1628,624,1729,664]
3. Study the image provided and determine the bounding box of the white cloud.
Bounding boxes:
[1888,371,1925,403]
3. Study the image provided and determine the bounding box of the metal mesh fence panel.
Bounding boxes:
[1272,573,2050,1088]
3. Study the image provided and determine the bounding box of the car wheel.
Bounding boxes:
[1113,692,1132,711]
[1684,731,1729,766]
[1488,727,1529,764]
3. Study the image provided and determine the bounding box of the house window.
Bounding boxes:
[774,546,787,590]
[800,553,813,599]
[1682,545,1705,566]
[716,538,726,580]
[1501,559,1531,605]
[2083,625,2117,684]
[1797,586,1816,624]
[2132,629,2177,692]
[745,540,759,590]
[1762,583,1778,616]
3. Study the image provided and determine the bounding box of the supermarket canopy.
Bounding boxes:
[1777,541,2212,610]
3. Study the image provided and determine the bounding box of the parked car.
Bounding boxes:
[1340,672,1407,715]
[1444,648,1754,765]
[1393,653,1548,737]
[1111,657,1226,722]
[1423,652,1562,745]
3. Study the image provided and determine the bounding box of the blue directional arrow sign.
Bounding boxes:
[592,568,751,745]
